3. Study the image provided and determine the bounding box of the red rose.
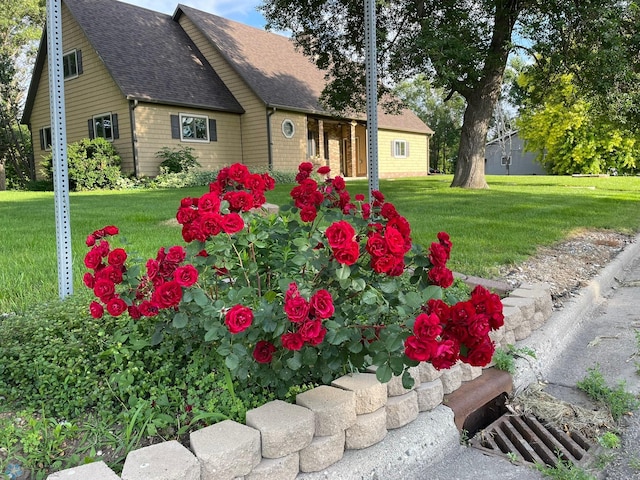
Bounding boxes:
[387,216,411,242]
[281,332,304,351]
[404,335,437,362]
[225,304,254,334]
[361,203,371,219]
[468,315,491,339]
[371,190,385,205]
[461,337,495,367]
[299,206,318,223]
[317,166,331,175]
[89,301,104,319]
[371,254,396,274]
[106,297,128,317]
[93,279,115,302]
[262,173,275,191]
[380,202,399,219]
[437,231,452,254]
[198,192,221,213]
[108,248,127,267]
[86,234,96,247]
[84,249,103,270]
[244,173,266,192]
[385,226,409,255]
[426,299,452,321]
[366,233,388,257]
[139,301,159,317]
[224,191,255,212]
[429,242,449,267]
[431,338,460,370]
[200,212,224,237]
[83,272,95,289]
[428,265,454,288]
[310,289,334,319]
[325,220,356,249]
[128,304,142,320]
[413,313,443,340]
[227,163,250,184]
[299,162,314,173]
[176,206,197,225]
[451,301,476,324]
[253,341,276,363]
[333,241,360,265]
[331,176,346,191]
[95,265,123,284]
[299,319,323,342]
[174,265,199,287]
[221,213,245,234]
[166,246,186,263]
[284,296,310,323]
[152,280,183,308]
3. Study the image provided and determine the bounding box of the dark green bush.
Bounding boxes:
[42,138,124,191]
[155,146,200,174]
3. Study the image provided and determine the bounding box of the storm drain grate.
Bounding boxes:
[469,414,595,468]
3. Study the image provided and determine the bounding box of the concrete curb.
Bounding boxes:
[512,233,640,392]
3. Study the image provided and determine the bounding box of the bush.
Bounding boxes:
[42,138,124,191]
[155,146,200,174]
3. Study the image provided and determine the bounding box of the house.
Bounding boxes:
[22,0,433,179]
[485,130,546,175]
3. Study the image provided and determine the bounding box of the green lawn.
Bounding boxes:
[1,174,639,314]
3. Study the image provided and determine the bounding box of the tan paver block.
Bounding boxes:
[415,378,444,412]
[513,319,532,340]
[502,305,524,332]
[418,361,443,382]
[509,286,552,313]
[299,431,345,472]
[246,399,314,458]
[121,441,199,480]
[385,366,421,397]
[459,362,483,382]
[386,390,419,429]
[530,311,546,330]
[190,419,261,480]
[245,452,299,480]
[344,407,387,450]
[332,373,387,414]
[47,461,121,480]
[296,385,356,436]
[501,296,536,321]
[440,363,462,394]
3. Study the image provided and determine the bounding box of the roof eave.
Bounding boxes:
[126,95,245,114]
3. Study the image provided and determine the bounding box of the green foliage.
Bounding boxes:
[517,73,640,175]
[576,366,640,421]
[536,458,597,480]
[597,431,621,449]
[41,138,125,191]
[492,344,537,374]
[155,146,201,174]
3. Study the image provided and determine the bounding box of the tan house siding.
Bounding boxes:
[134,103,242,176]
[30,3,132,176]
[377,129,429,178]
[270,110,307,171]
[177,16,268,169]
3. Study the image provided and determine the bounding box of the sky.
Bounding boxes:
[118,0,267,28]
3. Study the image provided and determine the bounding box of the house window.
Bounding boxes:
[282,119,295,138]
[63,50,82,79]
[393,140,409,158]
[181,114,209,141]
[307,130,316,157]
[40,126,52,150]
[170,114,216,142]
[501,156,512,166]
[88,113,119,141]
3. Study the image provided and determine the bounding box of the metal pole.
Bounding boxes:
[47,0,73,298]
[364,0,379,199]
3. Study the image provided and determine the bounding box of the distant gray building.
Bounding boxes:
[485,131,547,175]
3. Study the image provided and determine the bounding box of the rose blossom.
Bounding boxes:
[253,341,276,363]
[225,304,254,334]
[413,313,443,340]
[284,295,310,323]
[152,280,183,308]
[325,220,356,249]
[429,242,449,267]
[317,165,331,175]
[174,265,199,287]
[221,213,245,234]
[333,241,360,265]
[106,297,128,317]
[166,246,186,263]
[281,332,304,351]
[404,335,437,362]
[461,337,495,367]
[428,265,454,288]
[107,248,127,267]
[89,301,104,319]
[93,279,115,302]
[83,272,95,289]
[310,289,334,319]
[299,205,318,223]
[84,249,103,270]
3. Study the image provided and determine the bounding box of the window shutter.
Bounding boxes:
[170,115,180,139]
[88,119,95,139]
[209,119,217,142]
[391,141,395,157]
[112,114,119,139]
[39,128,46,150]
[76,50,83,74]
[406,141,410,157]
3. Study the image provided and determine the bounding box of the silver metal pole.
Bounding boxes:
[47,0,73,298]
[364,0,379,199]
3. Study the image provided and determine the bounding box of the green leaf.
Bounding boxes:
[422,285,443,302]
[291,254,308,266]
[351,278,366,292]
[192,289,209,307]
[336,264,351,280]
[402,370,416,390]
[376,364,393,383]
[286,352,303,370]
[379,281,398,294]
[225,353,240,370]
[205,328,221,342]
[362,290,378,305]
[302,347,318,366]
[384,332,404,352]
[348,341,363,353]
[404,291,423,309]
[172,312,188,329]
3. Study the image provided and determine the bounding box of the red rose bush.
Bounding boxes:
[85,162,503,394]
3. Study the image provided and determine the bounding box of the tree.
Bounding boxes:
[261,0,640,188]
[394,75,464,173]
[0,0,45,189]
[517,73,639,175]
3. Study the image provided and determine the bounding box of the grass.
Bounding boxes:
[576,366,640,421]
[2,174,640,314]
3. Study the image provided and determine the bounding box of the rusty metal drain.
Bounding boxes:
[470,414,595,467]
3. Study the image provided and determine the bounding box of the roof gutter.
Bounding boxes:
[266,106,276,171]
[129,99,140,177]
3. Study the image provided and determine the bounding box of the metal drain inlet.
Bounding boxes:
[470,414,594,467]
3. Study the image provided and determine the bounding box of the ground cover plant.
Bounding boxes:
[1,172,639,478]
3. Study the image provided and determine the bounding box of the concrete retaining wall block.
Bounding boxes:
[415,378,444,412]
[332,373,387,414]
[439,363,462,394]
[121,441,199,480]
[459,362,483,382]
[386,390,419,429]
[47,461,121,480]
[190,419,261,480]
[245,452,299,480]
[502,305,523,332]
[299,431,346,472]
[246,400,314,459]
[418,361,442,383]
[296,385,356,436]
[501,296,536,321]
[344,407,387,450]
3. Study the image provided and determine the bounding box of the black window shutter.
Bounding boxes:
[88,119,95,139]
[170,115,180,139]
[112,114,119,139]
[77,50,83,74]
[40,128,46,150]
[209,119,217,142]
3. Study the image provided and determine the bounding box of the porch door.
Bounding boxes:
[355,137,366,177]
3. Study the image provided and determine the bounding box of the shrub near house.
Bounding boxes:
[84,162,504,396]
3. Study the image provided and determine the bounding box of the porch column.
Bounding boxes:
[350,121,357,178]
[317,119,325,163]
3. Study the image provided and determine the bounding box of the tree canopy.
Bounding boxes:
[261,0,640,187]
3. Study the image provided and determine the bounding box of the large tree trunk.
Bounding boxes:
[450,0,521,188]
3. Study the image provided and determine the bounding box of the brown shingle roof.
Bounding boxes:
[175,5,432,134]
[22,0,243,123]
